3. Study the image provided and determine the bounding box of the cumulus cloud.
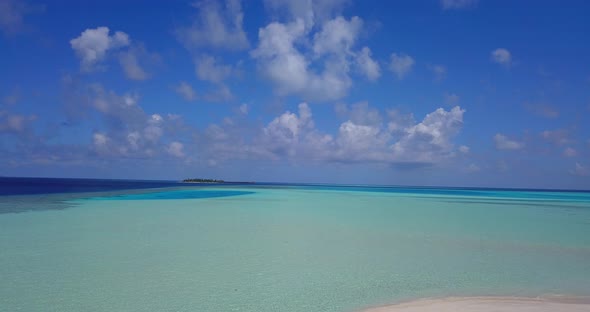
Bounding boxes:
[312,16,362,55]
[494,133,523,150]
[255,103,466,165]
[70,26,130,72]
[336,101,382,126]
[441,0,478,10]
[252,15,368,101]
[491,48,512,67]
[251,17,361,101]
[63,80,186,159]
[0,0,44,35]
[199,101,465,167]
[389,53,415,80]
[392,106,465,163]
[334,120,390,162]
[175,82,197,101]
[176,0,249,51]
[355,47,381,81]
[459,145,469,153]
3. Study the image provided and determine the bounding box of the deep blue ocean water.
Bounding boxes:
[0,177,185,196]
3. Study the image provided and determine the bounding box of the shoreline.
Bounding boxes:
[361,296,590,312]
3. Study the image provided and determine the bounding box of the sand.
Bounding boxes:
[362,296,590,312]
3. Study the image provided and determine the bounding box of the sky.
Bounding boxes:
[0,0,589,189]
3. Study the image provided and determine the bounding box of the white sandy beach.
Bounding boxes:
[363,297,590,312]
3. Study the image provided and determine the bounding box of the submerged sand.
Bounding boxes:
[363,296,590,312]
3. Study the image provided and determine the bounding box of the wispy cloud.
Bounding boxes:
[0,0,44,35]
[389,53,415,80]
[441,0,478,10]
[491,48,512,67]
[494,134,523,150]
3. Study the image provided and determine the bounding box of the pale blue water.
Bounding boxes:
[1,182,590,311]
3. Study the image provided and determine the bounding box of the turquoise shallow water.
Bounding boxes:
[1,185,590,312]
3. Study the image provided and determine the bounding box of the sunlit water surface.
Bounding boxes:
[1,183,590,312]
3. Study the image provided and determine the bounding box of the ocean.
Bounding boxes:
[1,177,589,312]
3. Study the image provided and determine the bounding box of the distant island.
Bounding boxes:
[182,178,255,184]
[182,178,225,183]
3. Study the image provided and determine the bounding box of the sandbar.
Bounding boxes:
[362,296,590,312]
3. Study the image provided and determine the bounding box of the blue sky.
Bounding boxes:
[1,0,589,189]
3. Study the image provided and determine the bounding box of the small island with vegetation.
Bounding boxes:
[182,178,225,183]
[182,178,255,184]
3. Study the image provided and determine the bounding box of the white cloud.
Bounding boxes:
[386,108,416,133]
[70,26,130,72]
[195,54,233,83]
[441,0,478,10]
[356,47,381,81]
[167,141,185,158]
[251,20,308,96]
[563,147,577,157]
[195,102,466,167]
[312,16,362,56]
[252,15,366,101]
[262,103,315,154]
[389,53,415,80]
[337,101,382,126]
[392,106,465,163]
[257,103,465,165]
[491,48,512,67]
[494,133,523,150]
[175,82,197,101]
[65,82,187,159]
[459,145,469,153]
[176,0,249,51]
[335,121,389,161]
